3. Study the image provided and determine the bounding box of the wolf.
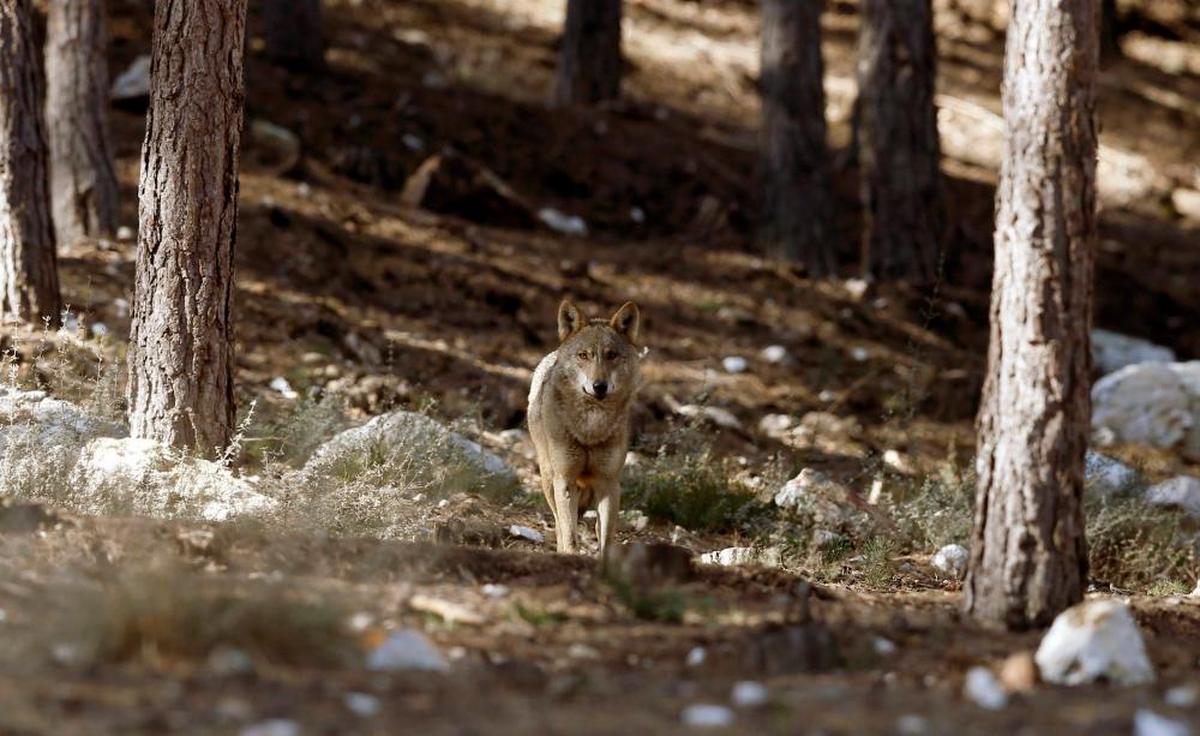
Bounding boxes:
[527,299,642,556]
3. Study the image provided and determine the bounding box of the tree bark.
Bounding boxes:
[127,0,247,456]
[45,0,119,246]
[0,0,60,325]
[856,0,943,282]
[263,0,323,71]
[964,0,1098,630]
[553,0,622,106]
[758,0,835,277]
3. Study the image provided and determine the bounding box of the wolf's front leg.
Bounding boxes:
[594,480,620,558]
[552,476,579,554]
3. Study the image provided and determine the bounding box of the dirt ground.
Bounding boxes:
[3,0,1200,732]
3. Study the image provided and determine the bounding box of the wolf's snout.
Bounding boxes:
[592,381,609,399]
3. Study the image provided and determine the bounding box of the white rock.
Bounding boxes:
[686,646,707,667]
[843,278,870,301]
[1035,599,1155,686]
[773,468,850,517]
[241,720,300,736]
[850,346,870,362]
[1092,330,1175,376]
[681,704,735,728]
[111,55,151,100]
[568,642,600,660]
[931,544,969,579]
[1085,450,1140,496]
[509,525,544,544]
[629,207,646,223]
[1144,476,1200,517]
[699,547,780,568]
[722,356,748,374]
[481,583,510,598]
[1092,362,1200,460]
[1134,710,1191,736]
[89,322,109,338]
[402,134,425,151]
[873,637,897,656]
[761,345,789,364]
[269,376,298,400]
[537,208,588,237]
[758,413,793,436]
[70,437,277,522]
[344,692,381,718]
[621,508,649,532]
[1172,188,1200,221]
[730,681,769,708]
[116,226,135,242]
[305,410,516,484]
[1165,684,1199,708]
[895,715,929,736]
[674,404,742,430]
[1192,581,1200,598]
[882,449,915,474]
[963,666,1008,710]
[366,629,449,673]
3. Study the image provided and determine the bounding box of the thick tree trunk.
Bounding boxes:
[553,0,622,106]
[856,0,943,282]
[263,0,323,71]
[45,0,119,246]
[127,0,247,456]
[758,0,835,277]
[1100,0,1121,61]
[0,0,60,324]
[964,0,1098,630]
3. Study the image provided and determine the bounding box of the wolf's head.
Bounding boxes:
[554,299,641,404]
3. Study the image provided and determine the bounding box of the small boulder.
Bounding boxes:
[761,345,789,364]
[509,524,544,544]
[1092,329,1175,376]
[730,681,769,708]
[1084,450,1140,497]
[1035,599,1155,686]
[110,55,151,101]
[681,704,734,728]
[1144,476,1200,518]
[1133,710,1190,736]
[722,356,748,374]
[366,629,449,673]
[1091,362,1200,461]
[963,666,1008,710]
[931,544,969,579]
[699,546,781,568]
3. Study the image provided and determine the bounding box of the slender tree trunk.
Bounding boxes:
[45,0,119,246]
[964,0,1098,630]
[758,0,835,277]
[0,0,60,325]
[127,0,247,456]
[553,0,622,106]
[263,0,323,71]
[856,0,943,282]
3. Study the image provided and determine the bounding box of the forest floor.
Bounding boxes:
[2,0,1200,732]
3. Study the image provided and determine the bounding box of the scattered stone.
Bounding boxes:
[408,594,484,626]
[509,525,544,545]
[481,583,510,598]
[785,412,868,458]
[366,629,449,673]
[722,356,748,374]
[89,322,109,338]
[686,646,707,667]
[1091,362,1200,461]
[699,546,781,568]
[1144,476,1200,517]
[1171,188,1200,221]
[681,704,735,728]
[758,413,793,436]
[402,133,425,151]
[1035,599,1155,686]
[620,508,650,532]
[761,345,789,364]
[1165,684,1200,708]
[1092,329,1175,376]
[116,225,134,242]
[1085,450,1141,497]
[998,651,1038,693]
[895,714,929,736]
[344,692,381,718]
[931,544,969,579]
[240,720,300,736]
[111,55,151,100]
[873,637,897,657]
[843,278,870,301]
[537,208,588,237]
[673,403,742,431]
[963,666,1008,710]
[882,449,916,474]
[1134,710,1191,736]
[730,681,769,708]
[269,376,298,400]
[1192,581,1200,598]
[567,642,601,660]
[630,206,646,223]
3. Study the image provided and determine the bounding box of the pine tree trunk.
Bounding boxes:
[263,0,323,71]
[45,0,119,246]
[127,0,247,456]
[964,0,1098,630]
[758,0,835,277]
[554,0,622,106]
[0,0,60,325]
[1100,0,1121,61]
[856,0,943,282]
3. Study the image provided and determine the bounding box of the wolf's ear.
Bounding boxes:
[610,302,640,344]
[558,299,587,342]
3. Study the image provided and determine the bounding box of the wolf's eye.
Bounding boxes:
[577,351,591,361]
[604,350,619,361]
